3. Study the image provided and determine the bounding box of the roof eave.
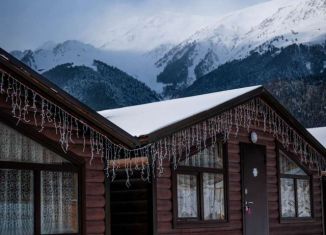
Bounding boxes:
[146,86,265,143]
[260,88,326,157]
[0,48,140,148]
[143,86,326,158]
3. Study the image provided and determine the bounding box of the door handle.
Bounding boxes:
[245,201,254,206]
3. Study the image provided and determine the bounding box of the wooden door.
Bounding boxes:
[109,170,153,235]
[240,143,269,235]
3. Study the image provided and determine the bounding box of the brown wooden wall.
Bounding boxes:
[109,170,153,235]
[155,124,324,235]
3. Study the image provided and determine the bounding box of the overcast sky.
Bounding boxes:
[0,0,269,51]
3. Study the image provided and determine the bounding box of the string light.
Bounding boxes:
[0,68,325,187]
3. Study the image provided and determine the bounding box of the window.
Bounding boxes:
[0,122,80,235]
[174,142,227,226]
[278,150,312,219]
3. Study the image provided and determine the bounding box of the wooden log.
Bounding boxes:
[86,182,105,196]
[86,221,105,234]
[86,208,105,221]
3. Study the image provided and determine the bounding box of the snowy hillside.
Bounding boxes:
[43,60,160,110]
[10,12,214,92]
[10,0,326,95]
[157,0,326,87]
[92,11,214,52]
[11,40,164,91]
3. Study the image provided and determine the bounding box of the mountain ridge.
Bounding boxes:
[43,60,160,111]
[156,0,326,91]
[8,0,326,127]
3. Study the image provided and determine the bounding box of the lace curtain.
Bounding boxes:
[279,151,306,175]
[0,122,68,164]
[297,179,311,217]
[0,121,78,234]
[203,173,224,220]
[177,143,225,220]
[280,178,296,217]
[177,174,198,218]
[0,169,34,235]
[41,171,78,234]
[180,143,223,169]
[279,151,311,218]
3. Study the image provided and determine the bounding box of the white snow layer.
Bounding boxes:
[99,85,261,137]
[308,127,326,148]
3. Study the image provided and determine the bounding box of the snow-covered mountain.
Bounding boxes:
[91,11,214,52]
[11,40,164,91]
[10,12,214,92]
[10,0,326,95]
[157,0,326,87]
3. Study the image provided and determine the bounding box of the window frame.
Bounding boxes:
[276,143,314,223]
[0,120,84,235]
[172,140,229,228]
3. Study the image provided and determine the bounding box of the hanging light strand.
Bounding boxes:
[0,68,325,187]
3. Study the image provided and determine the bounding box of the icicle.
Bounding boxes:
[89,129,95,164]
[82,125,87,152]
[6,75,12,103]
[75,118,79,138]
[39,98,46,132]
[32,91,38,126]
[22,88,30,123]
[0,70,4,94]
[1,67,325,183]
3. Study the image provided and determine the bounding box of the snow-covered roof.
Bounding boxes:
[99,85,262,137]
[308,127,326,148]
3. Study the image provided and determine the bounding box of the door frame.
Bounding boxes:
[240,143,269,235]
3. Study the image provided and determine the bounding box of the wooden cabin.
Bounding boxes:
[0,48,141,235]
[0,47,326,235]
[100,86,326,235]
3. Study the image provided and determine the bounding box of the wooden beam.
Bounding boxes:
[109,157,149,168]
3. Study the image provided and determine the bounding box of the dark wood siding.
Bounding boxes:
[155,123,324,235]
[109,170,153,235]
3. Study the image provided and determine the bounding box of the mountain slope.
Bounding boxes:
[182,43,326,96]
[93,12,214,52]
[10,12,215,93]
[156,0,326,91]
[181,43,326,127]
[43,61,160,111]
[265,73,326,128]
[11,40,165,91]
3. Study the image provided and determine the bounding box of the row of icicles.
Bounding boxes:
[0,69,325,187]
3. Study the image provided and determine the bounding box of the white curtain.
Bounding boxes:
[280,178,296,217]
[0,169,34,235]
[181,142,223,169]
[177,174,198,218]
[203,173,224,220]
[0,121,78,234]
[297,179,311,217]
[41,171,78,234]
[0,122,68,164]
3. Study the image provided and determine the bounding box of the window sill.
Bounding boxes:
[280,217,315,224]
[174,219,229,229]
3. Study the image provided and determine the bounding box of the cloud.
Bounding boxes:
[0,0,268,51]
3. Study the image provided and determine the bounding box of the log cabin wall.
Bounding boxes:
[155,121,324,235]
[109,170,153,235]
[0,78,107,235]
